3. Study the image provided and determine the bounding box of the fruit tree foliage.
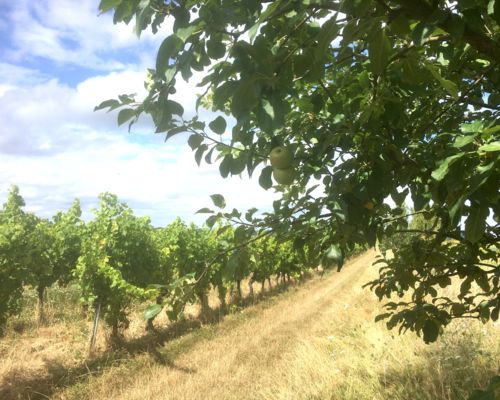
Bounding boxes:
[97,0,499,342]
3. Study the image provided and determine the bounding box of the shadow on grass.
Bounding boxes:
[0,318,208,399]
[377,323,499,400]
[0,280,297,400]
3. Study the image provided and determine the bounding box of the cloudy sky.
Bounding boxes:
[0,0,279,226]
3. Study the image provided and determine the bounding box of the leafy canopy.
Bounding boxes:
[97,0,499,342]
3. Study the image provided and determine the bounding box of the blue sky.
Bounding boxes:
[0,0,279,226]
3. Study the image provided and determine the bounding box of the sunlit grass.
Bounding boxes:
[1,250,498,400]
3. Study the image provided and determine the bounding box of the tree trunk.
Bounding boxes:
[197,291,210,320]
[261,281,265,293]
[37,286,46,325]
[267,277,272,288]
[217,284,227,313]
[110,319,119,342]
[248,275,254,298]
[146,315,155,331]
[236,280,242,303]
[81,303,89,317]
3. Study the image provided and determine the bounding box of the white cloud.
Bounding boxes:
[0,63,49,87]
[0,69,279,225]
[0,67,152,155]
[0,1,281,226]
[4,0,171,71]
[0,134,279,226]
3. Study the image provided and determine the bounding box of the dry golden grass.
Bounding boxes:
[1,250,499,400]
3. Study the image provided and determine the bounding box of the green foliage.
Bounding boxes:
[76,193,158,334]
[98,0,500,343]
[0,185,342,337]
[155,219,218,317]
[0,186,30,333]
[250,235,280,284]
[23,214,57,321]
[52,199,84,286]
[0,187,85,330]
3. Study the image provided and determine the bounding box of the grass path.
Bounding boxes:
[3,250,498,399]
[56,249,498,400]
[53,250,378,399]
[114,251,379,400]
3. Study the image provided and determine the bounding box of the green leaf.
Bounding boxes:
[117,108,136,126]
[113,1,135,23]
[187,134,203,150]
[389,14,411,36]
[422,319,440,343]
[207,38,226,59]
[143,303,162,320]
[165,126,186,140]
[431,153,464,181]
[233,225,247,244]
[321,244,344,269]
[368,27,391,75]
[464,205,489,243]
[461,121,483,133]
[245,208,258,222]
[156,35,183,78]
[402,58,425,83]
[118,94,134,104]
[258,166,273,190]
[164,66,177,85]
[448,14,465,39]
[210,194,226,209]
[248,22,260,43]
[451,303,466,317]
[484,125,500,135]
[230,155,246,175]
[262,100,275,120]
[488,0,500,24]
[453,135,476,148]
[478,142,500,152]
[230,80,258,119]
[195,208,213,214]
[425,64,459,99]
[412,22,435,46]
[390,188,408,206]
[176,25,199,42]
[209,116,227,134]
[257,1,281,23]
[462,9,486,33]
[315,17,340,60]
[205,214,218,229]
[219,156,232,178]
[134,2,152,37]
[194,144,207,165]
[94,99,121,112]
[166,100,184,116]
[99,0,122,13]
[449,195,466,225]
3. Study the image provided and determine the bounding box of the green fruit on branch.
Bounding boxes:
[273,167,296,185]
[269,146,294,169]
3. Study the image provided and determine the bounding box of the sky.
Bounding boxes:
[0,0,280,226]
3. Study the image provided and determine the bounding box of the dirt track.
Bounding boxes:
[86,250,378,400]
